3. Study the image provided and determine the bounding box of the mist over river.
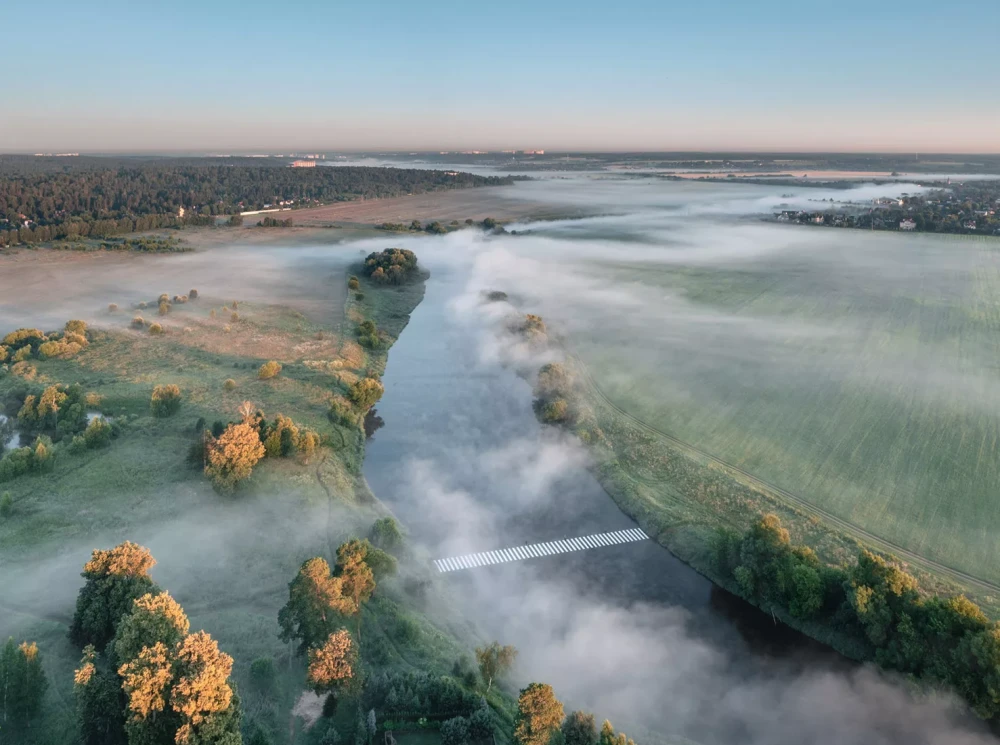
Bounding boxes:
[361,175,998,744]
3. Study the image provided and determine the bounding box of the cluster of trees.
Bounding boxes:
[714,514,1000,718]
[0,637,48,732]
[357,320,382,349]
[1,320,90,364]
[195,402,320,492]
[0,160,511,247]
[532,363,575,426]
[363,248,419,285]
[69,541,242,745]
[510,314,547,345]
[256,217,293,228]
[512,685,634,745]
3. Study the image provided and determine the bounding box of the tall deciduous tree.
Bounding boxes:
[0,638,48,728]
[475,642,517,693]
[562,711,598,745]
[204,421,265,492]
[514,683,563,745]
[306,630,356,695]
[71,541,160,650]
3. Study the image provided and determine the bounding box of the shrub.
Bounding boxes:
[65,320,87,335]
[158,294,169,303]
[148,323,163,335]
[138,301,148,309]
[0,491,11,517]
[83,417,112,448]
[158,301,171,316]
[349,378,384,410]
[328,398,356,427]
[150,384,181,417]
[348,276,360,290]
[223,378,237,391]
[355,293,364,301]
[441,717,470,745]
[204,422,265,492]
[250,656,276,692]
[108,303,118,313]
[258,361,282,380]
[210,309,217,319]
[540,399,568,424]
[370,517,403,553]
[188,289,199,299]
[132,316,145,329]
[231,312,240,323]
[13,346,32,363]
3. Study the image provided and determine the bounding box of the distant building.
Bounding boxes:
[810,215,824,224]
[523,149,545,155]
[899,218,917,230]
[291,160,317,168]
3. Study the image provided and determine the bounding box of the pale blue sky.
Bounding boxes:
[4,0,999,152]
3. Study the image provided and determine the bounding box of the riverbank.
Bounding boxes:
[0,240,514,744]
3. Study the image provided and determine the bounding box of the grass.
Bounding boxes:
[0,252,480,745]
[555,230,1000,610]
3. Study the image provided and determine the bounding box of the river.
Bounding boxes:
[361,250,992,744]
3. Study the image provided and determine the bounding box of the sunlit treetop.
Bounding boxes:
[84,541,156,578]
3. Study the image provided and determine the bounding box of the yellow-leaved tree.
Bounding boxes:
[204,421,265,492]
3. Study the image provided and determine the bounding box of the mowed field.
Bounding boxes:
[561,229,1000,587]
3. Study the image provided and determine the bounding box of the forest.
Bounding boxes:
[0,157,513,246]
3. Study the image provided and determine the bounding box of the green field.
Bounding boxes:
[555,230,1000,593]
[0,243,506,745]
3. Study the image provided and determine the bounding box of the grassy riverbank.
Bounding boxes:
[0,246,512,744]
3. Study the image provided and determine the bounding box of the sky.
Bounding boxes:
[4,0,999,153]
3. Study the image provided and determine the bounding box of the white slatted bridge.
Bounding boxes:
[433,527,650,573]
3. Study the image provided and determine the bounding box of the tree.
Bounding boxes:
[514,683,563,745]
[441,716,471,745]
[0,638,48,727]
[112,591,190,668]
[71,542,160,649]
[171,631,240,745]
[562,711,598,745]
[336,540,376,639]
[204,421,265,492]
[369,517,403,553]
[598,720,633,745]
[349,378,384,410]
[151,384,182,417]
[306,630,356,695]
[74,646,128,745]
[475,642,517,693]
[258,361,282,380]
[279,557,352,654]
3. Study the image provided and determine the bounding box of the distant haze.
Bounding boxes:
[4,0,998,153]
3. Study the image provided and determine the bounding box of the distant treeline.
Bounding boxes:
[0,160,512,247]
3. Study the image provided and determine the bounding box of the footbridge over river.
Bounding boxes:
[433,528,650,573]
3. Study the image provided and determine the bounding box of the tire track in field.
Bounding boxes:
[571,355,1000,596]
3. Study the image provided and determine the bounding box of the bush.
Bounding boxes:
[441,717,470,745]
[158,301,171,316]
[138,301,148,309]
[0,491,12,517]
[148,323,163,336]
[158,294,169,303]
[223,378,237,391]
[150,384,182,417]
[370,517,403,553]
[83,417,112,449]
[132,316,145,329]
[469,707,493,740]
[349,378,384,410]
[258,360,282,380]
[65,320,87,335]
[189,289,199,299]
[231,312,240,323]
[348,276,360,290]
[108,303,118,313]
[250,656,276,692]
